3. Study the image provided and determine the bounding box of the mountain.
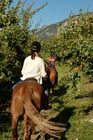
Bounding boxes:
[36,12,93,40]
[36,20,66,39]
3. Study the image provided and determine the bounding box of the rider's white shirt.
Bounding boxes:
[20,56,46,84]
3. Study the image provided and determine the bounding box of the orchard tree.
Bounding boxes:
[0,0,47,87]
[57,12,93,80]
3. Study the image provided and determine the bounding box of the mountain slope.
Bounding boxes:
[36,21,65,39]
[36,12,93,40]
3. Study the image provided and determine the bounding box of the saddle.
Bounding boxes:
[24,77,37,82]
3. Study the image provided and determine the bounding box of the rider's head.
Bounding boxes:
[31,41,41,53]
[31,41,42,59]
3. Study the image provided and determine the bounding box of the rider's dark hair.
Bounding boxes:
[31,41,41,59]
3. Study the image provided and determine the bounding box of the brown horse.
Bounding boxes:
[11,78,65,140]
[45,62,58,93]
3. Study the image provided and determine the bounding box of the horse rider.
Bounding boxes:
[20,41,51,109]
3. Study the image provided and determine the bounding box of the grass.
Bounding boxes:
[0,64,93,140]
[51,64,93,140]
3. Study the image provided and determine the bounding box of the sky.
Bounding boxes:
[13,0,93,29]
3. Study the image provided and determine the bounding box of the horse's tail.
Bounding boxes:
[24,90,66,138]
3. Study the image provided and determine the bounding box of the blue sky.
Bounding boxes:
[13,0,93,28]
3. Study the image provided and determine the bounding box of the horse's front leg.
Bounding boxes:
[12,114,18,140]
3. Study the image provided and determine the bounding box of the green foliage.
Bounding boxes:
[0,0,46,86]
[58,13,93,78]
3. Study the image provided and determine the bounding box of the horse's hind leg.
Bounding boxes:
[12,114,19,140]
[23,114,35,140]
[23,113,30,140]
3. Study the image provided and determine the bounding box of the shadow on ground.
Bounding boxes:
[45,84,75,140]
[44,106,75,140]
[53,84,69,96]
[50,84,69,105]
